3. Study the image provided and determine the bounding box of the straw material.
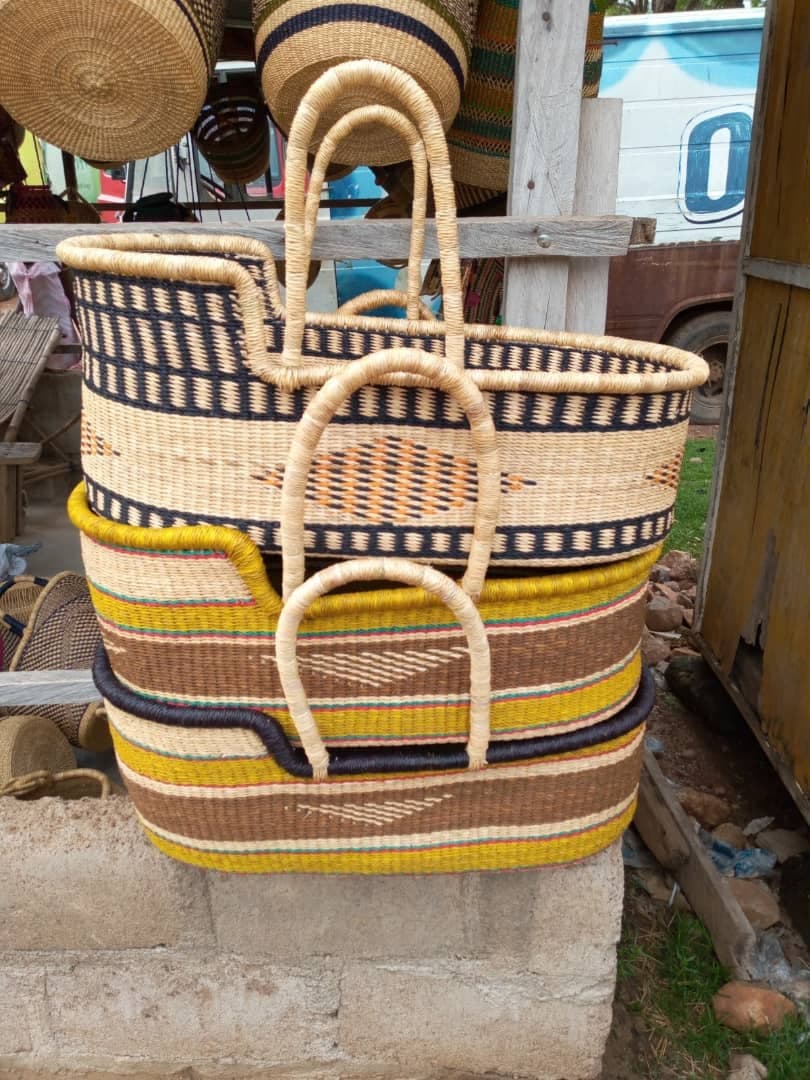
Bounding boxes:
[71,484,657,748]
[0,0,225,162]
[97,652,654,874]
[0,575,47,671]
[193,75,270,185]
[0,714,76,786]
[0,767,111,800]
[58,62,707,569]
[447,0,605,191]
[6,572,110,750]
[254,0,478,165]
[5,184,71,224]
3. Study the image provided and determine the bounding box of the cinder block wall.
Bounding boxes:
[0,797,624,1079]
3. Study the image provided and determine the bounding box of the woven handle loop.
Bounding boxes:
[305,104,429,323]
[336,290,436,321]
[276,557,491,779]
[280,347,501,603]
[281,61,465,373]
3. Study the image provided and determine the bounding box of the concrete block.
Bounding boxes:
[0,970,34,1055]
[43,953,340,1067]
[339,961,615,1079]
[0,799,214,951]
[210,873,470,959]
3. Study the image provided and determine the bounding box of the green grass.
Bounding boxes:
[618,905,810,1078]
[667,438,716,558]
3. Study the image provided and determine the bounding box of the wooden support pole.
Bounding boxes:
[503,0,590,329]
[565,97,623,334]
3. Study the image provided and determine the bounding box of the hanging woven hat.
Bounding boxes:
[194,75,270,185]
[0,575,47,671]
[0,715,76,788]
[447,0,605,191]
[0,0,226,163]
[254,0,478,165]
[6,572,110,752]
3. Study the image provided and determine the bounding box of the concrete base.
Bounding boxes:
[0,797,624,1079]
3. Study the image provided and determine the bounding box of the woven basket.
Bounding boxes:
[58,62,707,570]
[194,75,270,185]
[254,0,478,165]
[0,714,76,787]
[0,0,225,163]
[3,572,110,751]
[0,575,47,670]
[447,0,605,191]
[5,183,70,224]
[71,481,657,747]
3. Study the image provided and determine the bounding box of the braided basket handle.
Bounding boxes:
[280,347,501,603]
[306,104,429,323]
[276,557,491,779]
[336,290,436,321]
[281,61,465,374]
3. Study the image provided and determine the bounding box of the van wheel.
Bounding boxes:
[665,310,732,425]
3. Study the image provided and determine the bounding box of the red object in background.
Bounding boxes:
[97,167,126,223]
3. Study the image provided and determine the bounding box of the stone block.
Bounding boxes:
[338,960,615,1079]
[0,970,34,1055]
[0,799,214,951]
[44,954,340,1066]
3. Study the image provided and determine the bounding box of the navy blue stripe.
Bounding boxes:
[84,477,673,563]
[171,0,209,66]
[95,645,654,777]
[257,5,465,92]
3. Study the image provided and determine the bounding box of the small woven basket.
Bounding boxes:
[0,575,47,670]
[3,572,110,751]
[254,0,478,164]
[447,0,606,191]
[5,183,70,224]
[0,715,76,789]
[193,76,270,185]
[0,0,226,162]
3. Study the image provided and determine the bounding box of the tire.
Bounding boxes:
[0,263,16,303]
[665,309,732,425]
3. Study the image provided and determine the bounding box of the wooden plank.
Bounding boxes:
[695,0,777,626]
[502,0,590,329]
[696,637,810,827]
[565,97,623,334]
[743,257,810,292]
[0,457,16,543]
[0,443,41,464]
[0,669,98,706]
[634,760,691,870]
[0,215,636,263]
[637,748,757,980]
[749,0,810,266]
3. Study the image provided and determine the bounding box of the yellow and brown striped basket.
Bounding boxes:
[0,0,225,162]
[72,486,655,874]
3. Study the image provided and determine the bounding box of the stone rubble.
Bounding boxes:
[712,981,797,1033]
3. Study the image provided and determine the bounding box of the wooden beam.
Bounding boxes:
[634,758,691,870]
[636,748,757,980]
[0,669,98,706]
[565,97,623,334]
[503,0,590,329]
[0,215,637,263]
[743,256,810,291]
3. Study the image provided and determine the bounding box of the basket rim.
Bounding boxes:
[56,232,710,394]
[69,483,662,624]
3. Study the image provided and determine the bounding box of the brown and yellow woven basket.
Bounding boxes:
[447,0,605,191]
[0,0,225,162]
[59,63,706,570]
[193,75,270,185]
[254,0,478,164]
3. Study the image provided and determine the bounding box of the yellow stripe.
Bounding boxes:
[141,804,635,873]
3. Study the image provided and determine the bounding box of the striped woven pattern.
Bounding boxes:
[70,485,657,746]
[0,0,225,162]
[254,0,477,164]
[193,75,270,185]
[447,0,605,190]
[62,232,703,567]
[97,648,654,874]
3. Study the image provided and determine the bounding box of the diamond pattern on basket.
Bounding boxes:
[296,793,454,826]
[251,436,538,522]
[297,646,471,688]
[645,451,684,490]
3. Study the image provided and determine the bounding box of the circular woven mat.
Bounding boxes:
[0,715,76,785]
